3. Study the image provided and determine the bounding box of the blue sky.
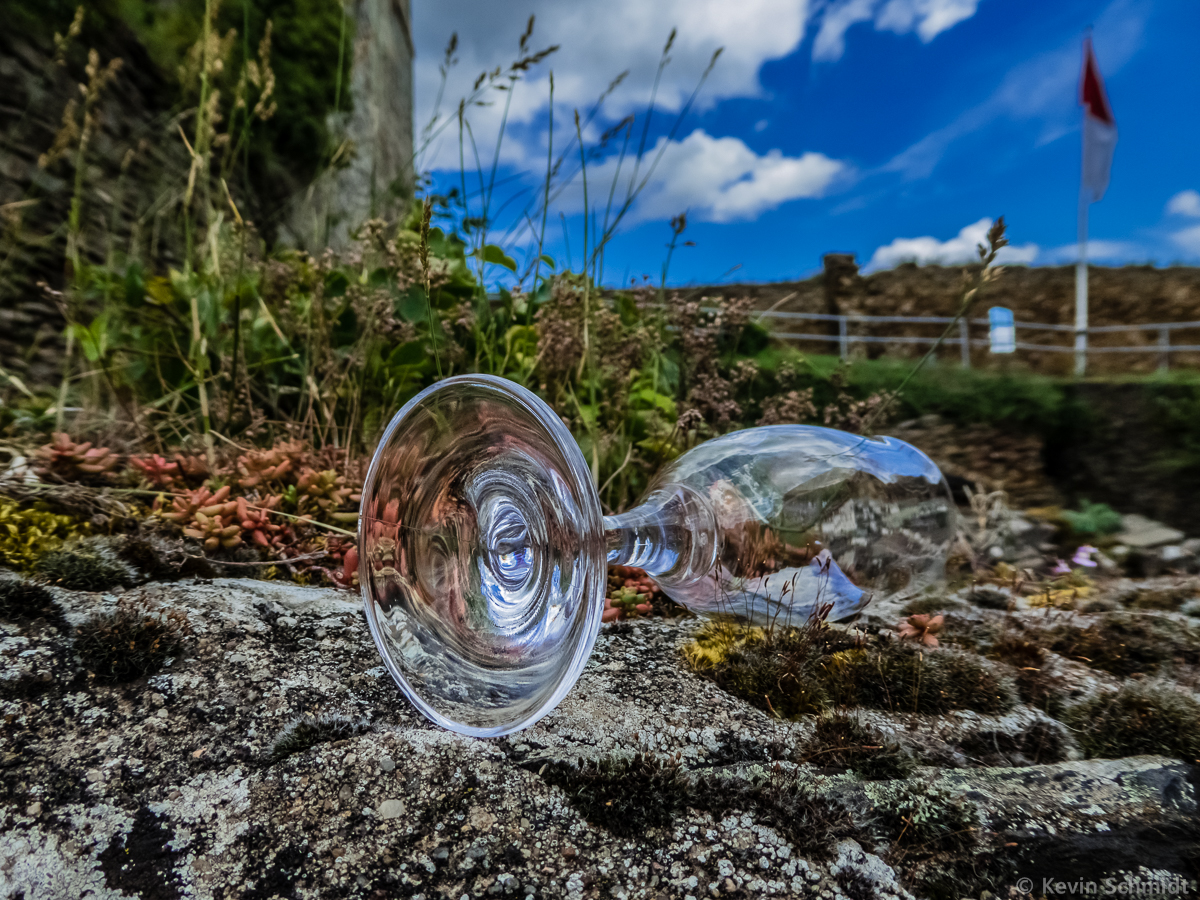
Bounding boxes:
[412,0,1200,288]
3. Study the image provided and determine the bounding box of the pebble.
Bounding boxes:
[377,799,405,819]
[277,616,299,628]
[380,755,396,772]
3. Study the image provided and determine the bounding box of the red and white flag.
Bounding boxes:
[1080,36,1117,202]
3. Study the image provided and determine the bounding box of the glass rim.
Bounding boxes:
[357,374,607,737]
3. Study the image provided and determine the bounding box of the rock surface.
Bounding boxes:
[2,578,1199,900]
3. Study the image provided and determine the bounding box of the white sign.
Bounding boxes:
[989,307,1016,354]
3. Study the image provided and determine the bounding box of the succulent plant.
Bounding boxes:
[896,613,944,648]
[602,565,660,622]
[235,496,287,550]
[296,468,358,522]
[36,433,121,483]
[163,485,236,525]
[129,454,182,489]
[236,440,307,488]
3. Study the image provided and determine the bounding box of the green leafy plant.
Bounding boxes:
[1060,499,1123,536]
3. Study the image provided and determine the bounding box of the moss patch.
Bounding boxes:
[1126,587,1195,612]
[683,622,1015,718]
[0,498,92,573]
[74,596,191,683]
[799,714,917,780]
[35,539,137,591]
[902,596,962,617]
[539,753,689,838]
[1063,682,1200,762]
[1049,612,1200,677]
[268,713,372,763]
[866,780,978,856]
[0,578,66,629]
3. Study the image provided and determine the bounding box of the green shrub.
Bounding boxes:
[1063,682,1200,762]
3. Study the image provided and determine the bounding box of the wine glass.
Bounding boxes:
[359,375,955,737]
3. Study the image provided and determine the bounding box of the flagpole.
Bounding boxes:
[1075,187,1088,377]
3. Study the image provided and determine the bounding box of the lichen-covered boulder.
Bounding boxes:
[1,578,1198,899]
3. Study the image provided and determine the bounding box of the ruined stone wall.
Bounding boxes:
[686,257,1200,375]
[0,24,188,388]
[284,0,414,249]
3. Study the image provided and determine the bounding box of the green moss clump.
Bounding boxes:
[827,645,1016,715]
[112,535,183,582]
[1049,612,1200,677]
[0,498,92,573]
[866,780,978,855]
[540,753,689,837]
[683,622,1016,717]
[268,713,372,763]
[1127,587,1193,612]
[0,578,66,629]
[691,769,858,857]
[74,596,191,683]
[1063,682,1200,762]
[800,714,916,780]
[35,539,136,591]
[682,621,859,718]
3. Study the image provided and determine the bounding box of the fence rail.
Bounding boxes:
[751,309,1200,371]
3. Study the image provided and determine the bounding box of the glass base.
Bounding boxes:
[358,376,605,737]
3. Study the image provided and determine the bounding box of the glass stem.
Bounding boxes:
[602,484,719,587]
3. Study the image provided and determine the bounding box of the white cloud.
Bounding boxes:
[1167,190,1200,217]
[813,0,877,62]
[813,0,979,61]
[1172,225,1200,256]
[561,130,847,224]
[865,218,1039,271]
[413,0,811,170]
[877,0,980,42]
[1038,240,1145,264]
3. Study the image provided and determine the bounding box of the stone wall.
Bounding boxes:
[0,1,415,384]
[0,23,188,387]
[283,0,415,249]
